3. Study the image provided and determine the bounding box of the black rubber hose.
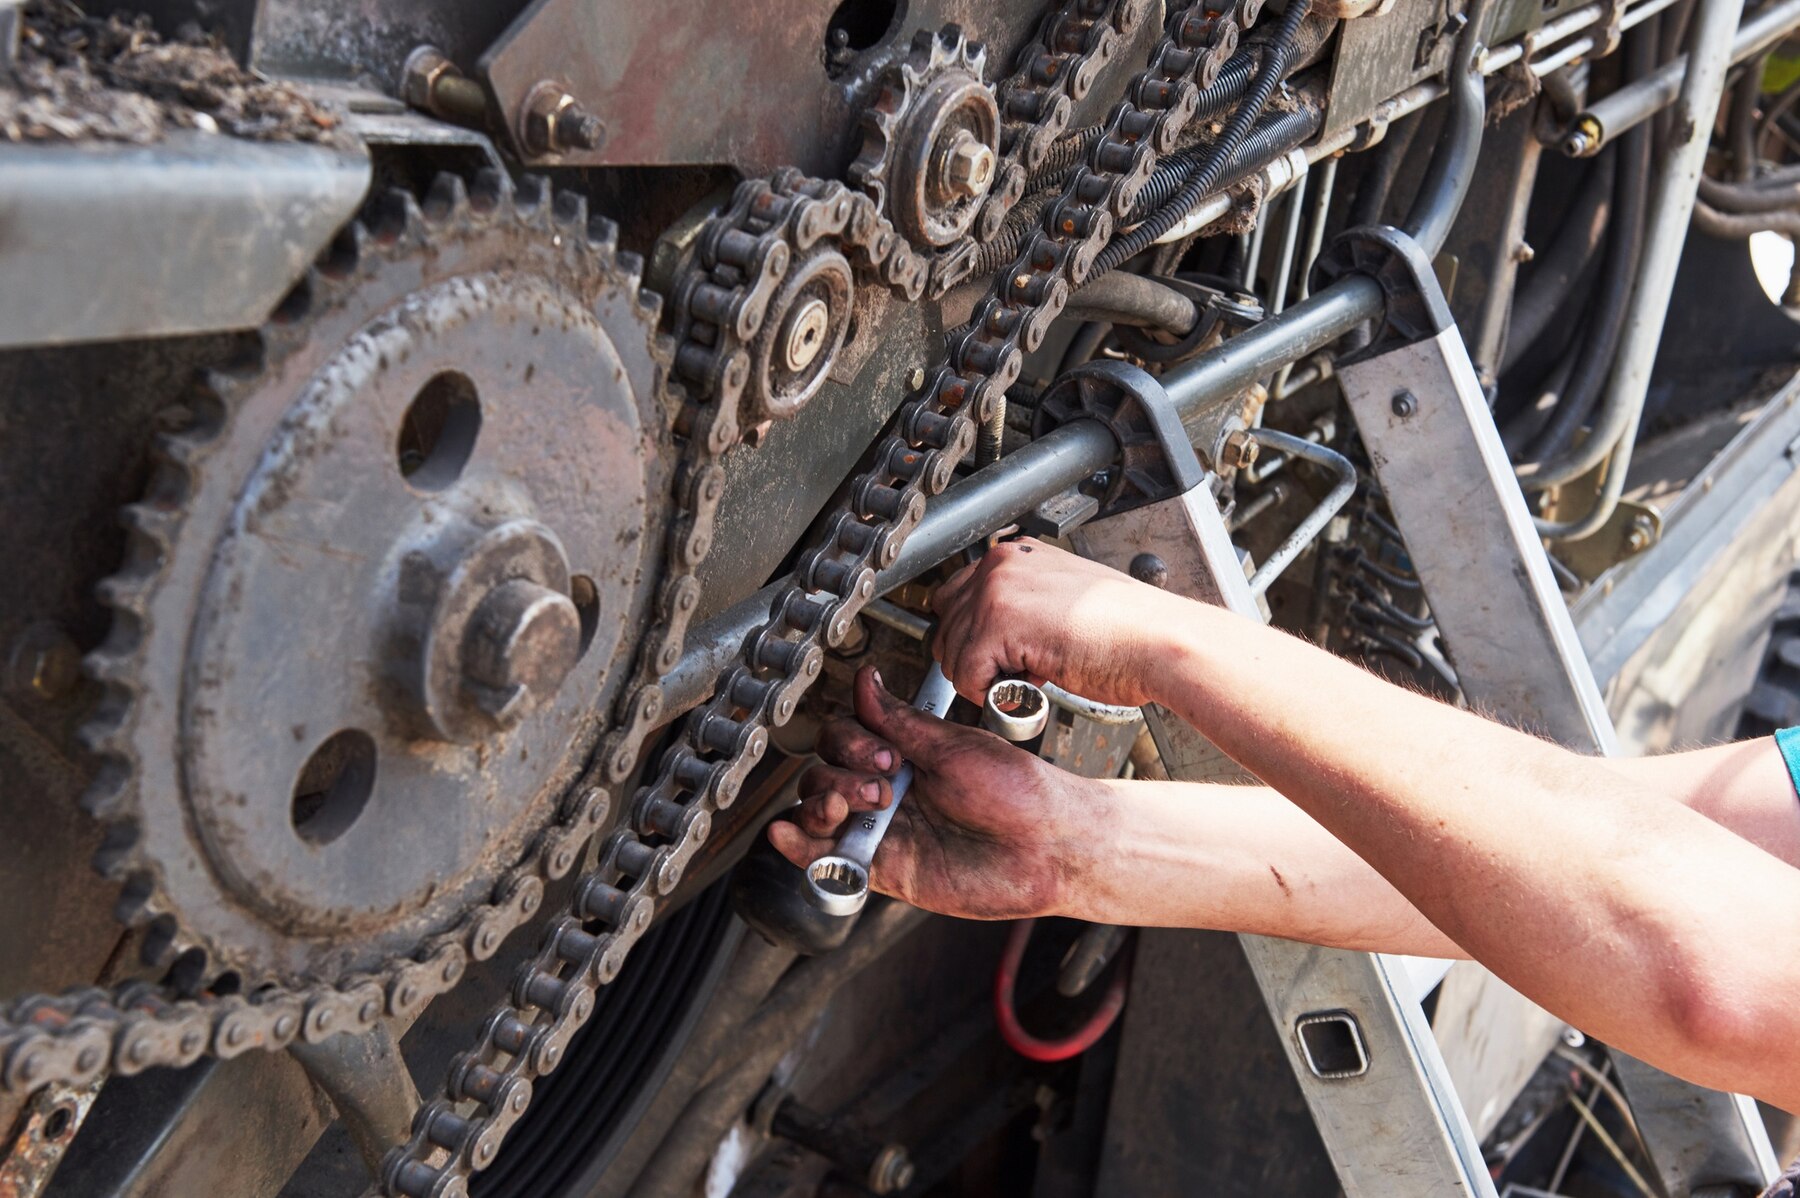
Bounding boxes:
[977,105,1321,278]
[1500,149,1615,375]
[1028,51,1262,184]
[1346,108,1423,228]
[1518,28,1654,466]
[1697,172,1800,213]
[1126,104,1321,218]
[1090,0,1312,278]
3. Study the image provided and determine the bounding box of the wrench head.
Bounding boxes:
[805,854,870,916]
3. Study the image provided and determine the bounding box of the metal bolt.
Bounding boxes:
[781,297,832,372]
[522,84,606,156]
[1513,241,1536,264]
[1625,513,1657,554]
[1391,390,1418,418]
[907,367,927,391]
[462,579,583,725]
[1222,428,1260,470]
[1129,553,1169,588]
[942,130,998,199]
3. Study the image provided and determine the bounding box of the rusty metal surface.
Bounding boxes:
[1322,0,1464,138]
[476,0,1159,170]
[0,1077,102,1198]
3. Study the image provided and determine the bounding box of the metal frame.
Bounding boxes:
[1333,312,1777,1193]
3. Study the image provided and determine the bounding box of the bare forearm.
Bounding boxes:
[1142,602,1800,1104]
[1064,778,1465,958]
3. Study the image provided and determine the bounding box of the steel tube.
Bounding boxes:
[1404,0,1494,255]
[665,278,1381,719]
[1535,0,1747,538]
[1577,0,1800,154]
[1244,429,1358,595]
[1163,276,1386,419]
[663,421,1117,713]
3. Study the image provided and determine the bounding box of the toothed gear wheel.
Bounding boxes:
[850,25,1002,250]
[79,171,673,993]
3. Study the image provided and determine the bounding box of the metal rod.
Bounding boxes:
[665,278,1384,720]
[1535,0,1748,538]
[1575,0,1800,154]
[1404,0,1494,255]
[1243,429,1357,595]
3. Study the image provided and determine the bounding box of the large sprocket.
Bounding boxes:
[79,171,674,998]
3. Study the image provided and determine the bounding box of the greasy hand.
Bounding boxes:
[932,538,1187,707]
[768,667,1105,920]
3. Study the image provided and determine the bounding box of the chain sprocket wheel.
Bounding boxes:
[0,170,674,1095]
[383,0,1249,1192]
[852,26,1011,251]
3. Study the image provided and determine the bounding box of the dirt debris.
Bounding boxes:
[0,0,345,144]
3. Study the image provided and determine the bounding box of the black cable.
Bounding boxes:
[1517,26,1654,466]
[1090,0,1312,278]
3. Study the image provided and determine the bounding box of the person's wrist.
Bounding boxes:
[1042,773,1118,921]
[1132,589,1210,708]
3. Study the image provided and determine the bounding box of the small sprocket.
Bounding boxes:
[849,26,1009,250]
[79,170,675,998]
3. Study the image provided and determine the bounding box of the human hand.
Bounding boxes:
[767,667,1107,920]
[931,538,1189,707]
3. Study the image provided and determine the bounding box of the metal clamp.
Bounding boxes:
[1308,225,1454,364]
[1032,360,1206,517]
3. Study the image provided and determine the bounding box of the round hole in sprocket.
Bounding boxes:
[397,370,481,490]
[291,729,377,846]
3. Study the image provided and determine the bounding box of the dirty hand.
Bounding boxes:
[767,667,1106,920]
[931,538,1189,707]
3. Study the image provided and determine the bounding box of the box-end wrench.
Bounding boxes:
[804,663,958,916]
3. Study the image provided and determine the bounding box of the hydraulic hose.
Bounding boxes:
[1500,150,1616,374]
[1517,29,1654,467]
[1401,0,1495,255]
[1061,270,1201,332]
[1091,0,1313,277]
[1532,0,1748,537]
[1690,193,1800,234]
[994,919,1130,1062]
[1127,104,1323,217]
[1029,51,1262,184]
[1696,170,1800,213]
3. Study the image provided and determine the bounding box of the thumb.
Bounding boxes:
[853,666,958,763]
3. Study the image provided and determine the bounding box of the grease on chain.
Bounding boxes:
[381,0,1250,1192]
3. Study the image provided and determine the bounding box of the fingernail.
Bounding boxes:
[871,668,884,689]
[860,780,881,805]
[873,749,894,771]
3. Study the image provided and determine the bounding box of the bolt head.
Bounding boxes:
[462,579,583,725]
[1129,553,1169,588]
[1391,390,1418,418]
[521,86,601,155]
[401,45,454,112]
[943,131,998,199]
[1222,429,1259,470]
[781,296,832,372]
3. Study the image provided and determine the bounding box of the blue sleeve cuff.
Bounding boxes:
[1774,727,1800,801]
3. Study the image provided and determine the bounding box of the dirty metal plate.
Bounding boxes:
[1323,0,1467,139]
[0,133,368,349]
[477,0,1157,170]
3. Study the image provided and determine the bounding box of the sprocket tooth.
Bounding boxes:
[317,222,368,280]
[79,755,133,820]
[112,872,156,927]
[423,173,470,223]
[552,189,588,230]
[587,214,621,252]
[120,501,182,555]
[470,166,512,212]
[140,914,183,971]
[372,187,428,245]
[93,821,143,882]
[513,175,551,217]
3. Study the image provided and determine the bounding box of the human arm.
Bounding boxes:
[770,667,1465,956]
[932,539,1800,1110]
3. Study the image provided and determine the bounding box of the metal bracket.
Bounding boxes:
[1310,225,1454,363]
[1033,361,1207,517]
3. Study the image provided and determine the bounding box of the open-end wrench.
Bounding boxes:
[803,663,959,916]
